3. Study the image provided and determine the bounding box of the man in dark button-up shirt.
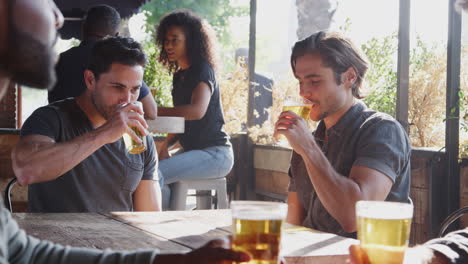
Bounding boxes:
[274,31,411,237]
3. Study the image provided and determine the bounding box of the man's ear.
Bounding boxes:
[343,67,358,89]
[84,70,96,90]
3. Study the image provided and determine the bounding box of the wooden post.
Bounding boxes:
[244,0,257,199]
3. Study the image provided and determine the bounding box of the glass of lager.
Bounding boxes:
[122,101,147,154]
[231,201,288,264]
[282,96,312,120]
[276,96,312,147]
[356,201,413,264]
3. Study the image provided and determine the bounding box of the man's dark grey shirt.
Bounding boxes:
[20,99,158,212]
[288,101,411,237]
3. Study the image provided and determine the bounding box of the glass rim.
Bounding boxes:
[283,97,313,107]
[230,200,287,220]
[356,200,413,219]
[230,200,287,206]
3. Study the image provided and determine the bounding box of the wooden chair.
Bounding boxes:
[4,178,17,212]
[439,206,468,237]
[170,178,229,211]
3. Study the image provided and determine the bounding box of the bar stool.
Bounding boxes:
[170,177,228,211]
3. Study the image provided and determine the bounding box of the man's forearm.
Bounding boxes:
[133,180,162,211]
[12,130,108,185]
[300,147,364,232]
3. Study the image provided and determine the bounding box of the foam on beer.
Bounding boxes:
[283,98,309,107]
[231,201,288,220]
[356,201,413,219]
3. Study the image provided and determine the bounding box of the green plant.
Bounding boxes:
[142,0,249,72]
[142,42,173,107]
[361,34,398,116]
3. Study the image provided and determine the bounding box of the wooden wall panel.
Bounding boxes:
[255,169,289,197]
[460,165,468,227]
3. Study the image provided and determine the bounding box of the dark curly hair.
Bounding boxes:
[155,9,218,74]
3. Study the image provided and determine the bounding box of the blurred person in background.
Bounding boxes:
[235,47,274,126]
[49,4,157,120]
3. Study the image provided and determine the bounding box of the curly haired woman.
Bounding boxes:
[155,9,233,210]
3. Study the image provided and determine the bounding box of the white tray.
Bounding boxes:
[147,116,185,133]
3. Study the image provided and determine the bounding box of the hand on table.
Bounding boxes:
[347,244,448,264]
[153,239,250,264]
[348,244,370,264]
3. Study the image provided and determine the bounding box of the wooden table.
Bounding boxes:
[13,210,357,264]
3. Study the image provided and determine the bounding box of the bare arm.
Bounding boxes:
[301,150,392,232]
[12,133,107,185]
[133,180,162,211]
[12,103,148,185]
[286,192,306,226]
[158,82,211,120]
[140,93,158,120]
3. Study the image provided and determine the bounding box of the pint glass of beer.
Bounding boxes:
[122,101,147,154]
[356,201,413,264]
[282,96,312,120]
[276,96,312,147]
[231,201,288,264]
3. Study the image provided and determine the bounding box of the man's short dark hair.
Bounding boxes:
[291,31,369,99]
[235,47,248,63]
[87,36,147,80]
[82,5,120,37]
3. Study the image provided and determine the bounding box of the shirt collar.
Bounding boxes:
[314,100,367,140]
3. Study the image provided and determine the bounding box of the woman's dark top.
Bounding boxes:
[172,60,230,151]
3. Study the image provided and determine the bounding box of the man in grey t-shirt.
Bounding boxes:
[274,31,411,237]
[12,36,162,212]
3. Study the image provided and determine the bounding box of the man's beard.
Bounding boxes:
[91,90,112,120]
[2,24,57,90]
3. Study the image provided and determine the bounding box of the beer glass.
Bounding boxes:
[356,201,413,264]
[122,101,147,154]
[276,96,312,146]
[281,96,312,120]
[231,201,288,264]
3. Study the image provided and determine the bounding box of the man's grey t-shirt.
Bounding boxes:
[21,99,158,212]
[288,101,411,238]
